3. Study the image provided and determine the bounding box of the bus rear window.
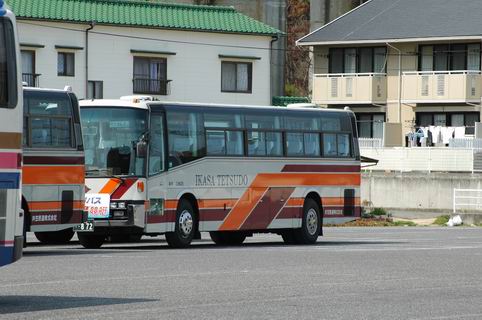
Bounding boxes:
[0,19,17,108]
[23,90,74,148]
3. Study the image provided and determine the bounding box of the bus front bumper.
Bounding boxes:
[13,235,23,263]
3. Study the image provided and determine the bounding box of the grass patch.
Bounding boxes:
[392,220,417,227]
[325,218,417,227]
[433,215,450,226]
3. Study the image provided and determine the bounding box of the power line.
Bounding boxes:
[18,20,313,54]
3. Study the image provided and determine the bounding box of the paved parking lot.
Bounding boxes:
[1,227,482,320]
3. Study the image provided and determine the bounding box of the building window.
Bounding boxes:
[419,43,481,71]
[221,61,252,93]
[416,112,479,128]
[57,52,75,76]
[133,57,168,95]
[87,81,103,99]
[21,50,39,87]
[329,47,387,74]
[356,113,385,139]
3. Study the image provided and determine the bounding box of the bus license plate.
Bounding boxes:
[73,221,94,232]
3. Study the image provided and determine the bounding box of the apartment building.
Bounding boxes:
[298,0,482,143]
[8,0,280,105]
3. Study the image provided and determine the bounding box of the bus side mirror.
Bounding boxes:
[136,141,147,158]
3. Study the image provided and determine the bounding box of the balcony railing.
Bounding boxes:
[133,78,171,95]
[312,73,387,104]
[22,73,41,87]
[402,70,481,103]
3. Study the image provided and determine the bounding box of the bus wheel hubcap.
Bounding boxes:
[306,208,318,236]
[179,210,193,236]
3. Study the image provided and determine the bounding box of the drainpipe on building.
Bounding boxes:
[270,34,280,102]
[85,21,96,99]
[386,42,402,123]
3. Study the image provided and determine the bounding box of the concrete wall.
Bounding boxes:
[362,171,482,216]
[18,20,272,104]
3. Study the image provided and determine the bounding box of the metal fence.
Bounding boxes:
[361,147,476,172]
[358,138,383,148]
[453,189,482,213]
[449,138,482,149]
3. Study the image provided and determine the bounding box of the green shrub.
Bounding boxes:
[370,207,388,216]
[433,215,450,225]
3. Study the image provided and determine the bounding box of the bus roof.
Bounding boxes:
[24,87,72,93]
[79,99,350,114]
[79,99,149,110]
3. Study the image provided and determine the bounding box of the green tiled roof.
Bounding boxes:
[7,0,281,36]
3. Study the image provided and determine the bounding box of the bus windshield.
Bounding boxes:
[81,107,148,177]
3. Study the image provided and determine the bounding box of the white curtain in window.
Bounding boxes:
[374,48,386,73]
[134,58,149,78]
[237,63,248,91]
[451,114,464,127]
[467,44,480,71]
[21,51,33,74]
[57,53,65,75]
[222,63,236,91]
[372,114,384,139]
[344,49,356,73]
[420,46,433,71]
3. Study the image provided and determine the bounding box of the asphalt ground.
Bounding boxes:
[1,227,482,320]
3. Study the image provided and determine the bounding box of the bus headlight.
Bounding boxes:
[110,202,117,209]
[117,202,126,209]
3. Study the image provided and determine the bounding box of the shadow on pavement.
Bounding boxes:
[100,239,406,251]
[0,295,156,314]
[23,249,137,257]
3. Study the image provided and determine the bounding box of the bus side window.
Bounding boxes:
[323,133,337,157]
[167,111,205,168]
[0,19,17,109]
[148,114,165,175]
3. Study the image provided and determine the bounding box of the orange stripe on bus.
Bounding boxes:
[28,200,84,211]
[219,187,268,231]
[286,198,304,207]
[165,200,178,210]
[22,166,84,185]
[198,199,238,209]
[99,178,122,195]
[251,173,360,188]
[219,173,360,231]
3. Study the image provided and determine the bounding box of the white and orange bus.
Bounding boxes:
[78,98,360,248]
[22,87,85,244]
[0,0,23,266]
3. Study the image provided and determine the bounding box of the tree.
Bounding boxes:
[285,0,310,97]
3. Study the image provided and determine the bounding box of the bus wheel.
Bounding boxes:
[209,231,246,246]
[165,199,196,248]
[78,233,105,249]
[34,229,75,244]
[293,198,321,245]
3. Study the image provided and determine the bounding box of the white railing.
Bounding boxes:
[358,138,383,148]
[453,189,482,213]
[402,70,481,102]
[449,138,482,149]
[315,72,387,78]
[402,70,482,76]
[361,147,475,172]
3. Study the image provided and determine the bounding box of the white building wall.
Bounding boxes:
[18,20,272,105]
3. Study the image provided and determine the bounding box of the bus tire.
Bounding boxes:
[34,229,75,244]
[293,198,321,245]
[165,199,196,248]
[78,233,105,249]
[209,231,246,246]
